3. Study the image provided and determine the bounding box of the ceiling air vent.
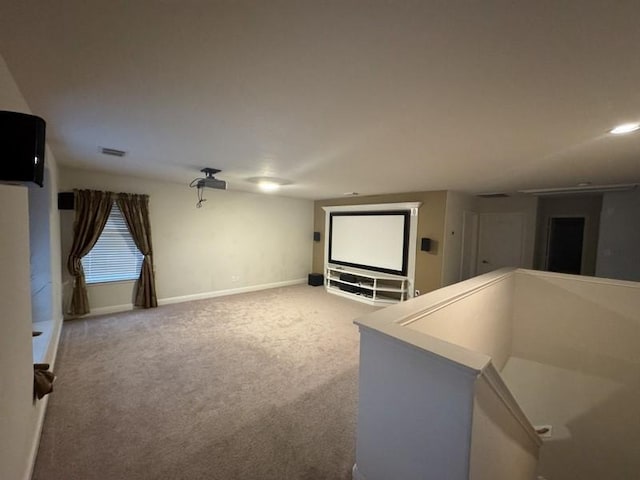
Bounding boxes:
[477,193,510,198]
[100,147,126,157]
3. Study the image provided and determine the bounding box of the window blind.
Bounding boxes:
[82,203,143,284]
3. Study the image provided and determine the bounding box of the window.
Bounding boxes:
[82,203,143,284]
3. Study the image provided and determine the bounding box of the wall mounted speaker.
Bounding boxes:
[421,238,432,252]
[58,191,75,210]
[313,231,321,242]
[0,110,46,187]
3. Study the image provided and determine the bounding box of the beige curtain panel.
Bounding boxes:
[116,193,158,308]
[67,189,113,315]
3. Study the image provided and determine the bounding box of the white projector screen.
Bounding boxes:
[329,211,410,275]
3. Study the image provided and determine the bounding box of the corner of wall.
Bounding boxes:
[0,52,64,480]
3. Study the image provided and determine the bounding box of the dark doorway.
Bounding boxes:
[546,217,585,274]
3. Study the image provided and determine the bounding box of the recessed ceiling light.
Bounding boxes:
[609,123,640,135]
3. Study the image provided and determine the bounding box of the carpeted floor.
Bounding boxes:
[33,285,376,480]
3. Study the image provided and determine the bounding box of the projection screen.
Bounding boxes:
[328,211,410,275]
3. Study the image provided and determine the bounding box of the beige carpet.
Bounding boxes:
[33,285,376,480]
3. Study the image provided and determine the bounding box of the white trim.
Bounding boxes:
[25,314,63,480]
[459,210,478,282]
[352,463,366,480]
[72,278,308,318]
[479,364,542,447]
[326,284,401,307]
[519,183,637,195]
[518,268,640,289]
[321,202,422,300]
[322,202,422,213]
[398,270,513,327]
[84,303,135,317]
[356,321,492,375]
[158,278,306,305]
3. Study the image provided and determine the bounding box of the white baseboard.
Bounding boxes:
[25,314,63,480]
[78,278,308,317]
[158,278,307,305]
[352,463,366,480]
[83,303,134,317]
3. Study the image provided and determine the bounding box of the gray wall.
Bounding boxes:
[596,190,640,281]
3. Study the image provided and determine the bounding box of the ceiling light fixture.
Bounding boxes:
[519,183,637,196]
[246,176,292,193]
[609,123,640,135]
[258,181,280,192]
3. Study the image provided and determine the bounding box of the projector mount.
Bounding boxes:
[200,167,220,178]
[189,167,227,208]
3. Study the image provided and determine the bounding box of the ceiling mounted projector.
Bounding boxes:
[189,167,227,208]
[196,167,227,190]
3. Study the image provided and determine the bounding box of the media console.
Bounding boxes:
[325,265,409,306]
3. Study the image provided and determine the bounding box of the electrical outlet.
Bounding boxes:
[231,275,240,282]
[534,425,553,438]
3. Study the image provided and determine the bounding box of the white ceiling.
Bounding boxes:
[1,1,639,199]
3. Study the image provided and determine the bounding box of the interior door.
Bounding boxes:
[476,213,525,274]
[459,210,478,281]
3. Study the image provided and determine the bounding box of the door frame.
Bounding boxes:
[544,214,588,273]
[459,210,478,281]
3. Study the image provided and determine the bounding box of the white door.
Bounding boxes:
[476,213,525,274]
[459,211,478,281]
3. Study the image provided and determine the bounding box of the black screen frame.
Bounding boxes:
[328,210,411,276]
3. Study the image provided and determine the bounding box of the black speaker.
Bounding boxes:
[421,238,432,252]
[313,231,321,242]
[339,273,358,283]
[58,191,75,210]
[0,111,46,187]
[308,273,324,286]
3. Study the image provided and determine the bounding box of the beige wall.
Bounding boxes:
[405,273,515,370]
[512,270,640,370]
[0,53,62,480]
[508,270,640,479]
[534,194,602,275]
[313,191,447,294]
[60,168,314,312]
